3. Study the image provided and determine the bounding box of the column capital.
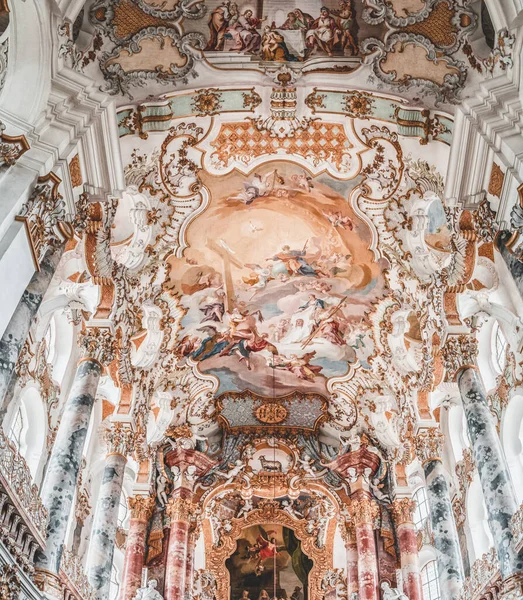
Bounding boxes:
[104,422,135,457]
[128,495,156,522]
[347,497,379,526]
[414,428,444,465]
[391,498,416,526]
[441,334,478,381]
[166,496,195,523]
[78,327,117,367]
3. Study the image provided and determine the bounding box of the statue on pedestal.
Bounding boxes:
[381,582,408,600]
[134,580,164,600]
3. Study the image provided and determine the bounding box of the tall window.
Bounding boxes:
[109,564,120,600]
[118,491,129,528]
[413,486,430,530]
[8,405,24,450]
[493,323,508,373]
[421,560,441,600]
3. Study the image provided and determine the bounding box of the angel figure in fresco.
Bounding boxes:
[267,241,322,278]
[199,289,226,322]
[274,351,323,381]
[306,7,340,57]
[242,264,273,295]
[322,210,354,230]
[227,170,284,204]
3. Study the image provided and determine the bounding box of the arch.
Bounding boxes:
[7,385,48,482]
[0,0,52,124]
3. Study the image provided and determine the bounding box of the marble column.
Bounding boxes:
[35,328,115,589]
[457,367,523,583]
[87,423,135,599]
[415,428,464,600]
[343,522,359,596]
[0,246,63,416]
[165,496,194,600]
[391,499,423,600]
[185,521,199,597]
[120,495,156,600]
[348,497,379,600]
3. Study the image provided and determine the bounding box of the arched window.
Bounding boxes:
[421,560,441,600]
[8,405,24,450]
[493,322,508,373]
[413,486,430,530]
[118,491,129,529]
[109,564,120,600]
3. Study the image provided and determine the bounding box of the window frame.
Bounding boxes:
[421,559,441,600]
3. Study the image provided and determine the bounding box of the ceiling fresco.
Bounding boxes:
[166,162,388,397]
[74,0,502,106]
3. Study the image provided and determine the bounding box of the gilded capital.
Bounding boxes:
[347,497,379,526]
[78,327,117,366]
[128,495,156,522]
[415,428,444,465]
[167,496,195,523]
[391,498,416,526]
[441,334,478,381]
[104,422,135,457]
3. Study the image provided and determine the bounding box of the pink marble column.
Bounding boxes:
[349,497,379,600]
[185,525,198,597]
[344,523,359,596]
[392,499,423,600]
[119,496,155,600]
[165,497,193,600]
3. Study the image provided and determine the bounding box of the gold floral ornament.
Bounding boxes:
[192,89,223,116]
[342,91,375,118]
[104,422,136,456]
[0,120,30,168]
[242,90,262,110]
[391,498,416,526]
[441,334,478,381]
[129,495,156,522]
[414,428,445,465]
[346,497,379,526]
[78,327,117,367]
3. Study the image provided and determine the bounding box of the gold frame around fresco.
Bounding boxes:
[203,500,335,600]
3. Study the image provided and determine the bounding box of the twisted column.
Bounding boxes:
[391,499,423,600]
[165,496,195,600]
[347,497,379,600]
[119,495,155,600]
[87,423,135,599]
[35,328,116,592]
[415,428,464,600]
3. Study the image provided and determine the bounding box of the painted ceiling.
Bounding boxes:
[74,0,501,107]
[62,0,504,451]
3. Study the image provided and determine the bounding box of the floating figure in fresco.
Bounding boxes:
[256,530,280,560]
[274,351,323,381]
[331,0,358,55]
[199,289,226,322]
[190,325,229,361]
[227,170,284,204]
[267,241,322,278]
[298,293,326,324]
[260,27,300,62]
[242,263,273,295]
[306,7,340,57]
[205,0,236,50]
[290,172,314,192]
[380,582,408,600]
[322,210,354,230]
